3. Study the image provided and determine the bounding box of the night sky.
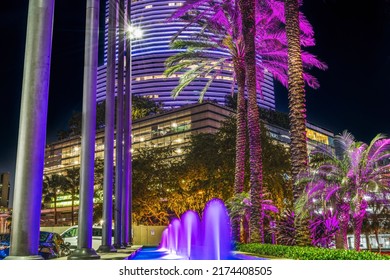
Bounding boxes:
[0,0,390,188]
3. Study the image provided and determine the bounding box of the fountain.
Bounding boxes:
[129,198,266,260]
[158,198,231,260]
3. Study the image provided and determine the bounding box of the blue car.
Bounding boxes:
[0,231,70,260]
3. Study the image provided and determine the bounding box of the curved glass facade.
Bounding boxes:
[96,0,275,109]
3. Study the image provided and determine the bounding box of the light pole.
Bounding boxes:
[122,22,142,246]
[98,0,117,253]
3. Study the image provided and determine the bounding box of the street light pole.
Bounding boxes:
[114,0,126,249]
[122,0,132,247]
[98,0,117,253]
[68,0,101,260]
[7,0,55,260]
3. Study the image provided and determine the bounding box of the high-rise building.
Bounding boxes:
[96,0,275,109]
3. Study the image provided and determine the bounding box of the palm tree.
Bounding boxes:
[64,167,80,226]
[284,0,309,195]
[298,131,390,250]
[166,0,324,242]
[237,0,264,243]
[43,174,68,225]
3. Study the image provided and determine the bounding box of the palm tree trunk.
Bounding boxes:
[285,0,308,192]
[54,191,57,225]
[232,59,246,243]
[238,0,263,243]
[353,199,367,251]
[338,203,350,249]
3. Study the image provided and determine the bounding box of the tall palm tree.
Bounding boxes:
[298,131,390,250]
[284,0,308,196]
[166,0,325,242]
[43,174,68,225]
[237,0,264,243]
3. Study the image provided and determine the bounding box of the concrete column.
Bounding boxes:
[6,0,55,260]
[98,0,117,253]
[68,0,100,260]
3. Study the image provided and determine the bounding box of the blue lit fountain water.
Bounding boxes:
[129,198,265,260]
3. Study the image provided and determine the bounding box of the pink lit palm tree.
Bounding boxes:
[298,131,390,250]
[165,0,325,242]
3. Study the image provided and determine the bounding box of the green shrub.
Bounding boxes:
[236,243,390,260]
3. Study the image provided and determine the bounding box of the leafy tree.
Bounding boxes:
[63,167,80,226]
[57,96,163,140]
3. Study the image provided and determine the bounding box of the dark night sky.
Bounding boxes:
[0,0,390,187]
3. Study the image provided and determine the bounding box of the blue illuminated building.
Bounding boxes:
[96,0,275,109]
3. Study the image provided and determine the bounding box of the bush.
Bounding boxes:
[236,243,390,260]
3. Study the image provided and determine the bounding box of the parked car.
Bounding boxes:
[39,231,71,259]
[0,232,70,260]
[61,225,114,250]
[0,234,10,259]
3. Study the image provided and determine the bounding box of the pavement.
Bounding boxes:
[54,245,143,260]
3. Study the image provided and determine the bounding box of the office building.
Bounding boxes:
[96,0,275,109]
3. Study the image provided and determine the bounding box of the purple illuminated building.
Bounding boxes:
[96,0,275,109]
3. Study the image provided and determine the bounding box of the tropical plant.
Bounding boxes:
[297,131,390,250]
[272,209,296,245]
[237,243,390,260]
[308,210,339,248]
[283,0,310,189]
[227,191,278,244]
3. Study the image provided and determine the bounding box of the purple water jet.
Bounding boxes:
[162,198,232,260]
[159,228,168,250]
[168,218,181,253]
[201,198,231,260]
[177,210,201,259]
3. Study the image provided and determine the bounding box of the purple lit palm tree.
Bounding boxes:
[238,0,264,243]
[284,0,309,194]
[165,0,325,242]
[298,131,390,250]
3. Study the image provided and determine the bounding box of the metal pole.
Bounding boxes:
[98,0,117,253]
[114,0,125,249]
[122,0,131,247]
[6,0,55,260]
[124,0,133,246]
[68,0,100,260]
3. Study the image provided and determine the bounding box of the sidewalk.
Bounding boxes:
[54,245,143,260]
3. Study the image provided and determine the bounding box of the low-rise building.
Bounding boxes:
[41,102,334,226]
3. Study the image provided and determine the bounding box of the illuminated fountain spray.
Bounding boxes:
[167,219,181,253]
[161,198,232,260]
[202,199,231,260]
[159,228,168,250]
[177,210,201,259]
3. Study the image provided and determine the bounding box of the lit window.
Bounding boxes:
[145,5,153,9]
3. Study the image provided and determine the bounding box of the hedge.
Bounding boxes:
[236,243,390,260]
